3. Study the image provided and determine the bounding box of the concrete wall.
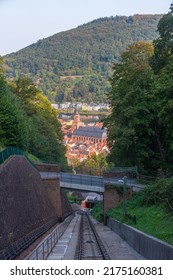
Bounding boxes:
[107,218,173,260]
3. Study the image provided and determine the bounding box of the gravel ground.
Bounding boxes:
[64,213,145,260]
[91,217,145,260]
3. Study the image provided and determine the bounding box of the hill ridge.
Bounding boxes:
[3,14,163,103]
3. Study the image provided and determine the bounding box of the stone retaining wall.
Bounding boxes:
[0,156,71,253]
[107,217,173,260]
[42,177,73,221]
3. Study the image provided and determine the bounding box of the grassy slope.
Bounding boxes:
[107,199,173,245]
[93,194,173,246]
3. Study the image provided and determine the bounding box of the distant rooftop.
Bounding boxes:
[73,126,107,138]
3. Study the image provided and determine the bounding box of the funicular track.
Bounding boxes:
[75,213,110,260]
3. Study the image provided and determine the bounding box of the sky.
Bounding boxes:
[0,0,172,56]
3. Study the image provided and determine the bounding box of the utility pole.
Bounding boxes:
[122,176,127,218]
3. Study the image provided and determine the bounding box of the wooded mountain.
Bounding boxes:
[3,14,163,103]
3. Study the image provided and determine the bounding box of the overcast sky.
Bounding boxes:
[0,0,172,55]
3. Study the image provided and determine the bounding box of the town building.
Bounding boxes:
[60,109,109,162]
[72,126,107,144]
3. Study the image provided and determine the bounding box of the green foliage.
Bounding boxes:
[25,152,42,163]
[106,182,173,245]
[148,4,173,174]
[104,42,159,174]
[11,77,67,164]
[3,15,162,103]
[0,80,29,149]
[105,4,173,175]
[67,195,77,204]
[0,58,67,163]
[82,152,108,174]
[150,6,173,73]
[138,177,173,210]
[92,202,103,222]
[70,152,108,176]
[0,56,4,76]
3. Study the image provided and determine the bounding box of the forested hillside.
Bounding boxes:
[3,14,162,103]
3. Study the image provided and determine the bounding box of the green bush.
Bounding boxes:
[106,179,173,245]
[92,202,103,222]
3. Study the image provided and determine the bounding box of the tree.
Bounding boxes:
[0,84,29,149]
[150,4,173,73]
[11,77,67,163]
[149,3,173,173]
[104,42,162,174]
[105,4,173,175]
[81,152,108,175]
[0,56,4,76]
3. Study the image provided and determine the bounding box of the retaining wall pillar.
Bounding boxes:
[42,177,63,221]
[103,184,132,224]
[103,185,121,224]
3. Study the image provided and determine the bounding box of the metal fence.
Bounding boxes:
[0,146,138,178]
[26,214,74,260]
[0,146,36,168]
[0,146,24,164]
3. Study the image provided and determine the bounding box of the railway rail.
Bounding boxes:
[75,213,110,260]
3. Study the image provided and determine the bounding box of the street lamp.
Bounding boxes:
[122,176,127,218]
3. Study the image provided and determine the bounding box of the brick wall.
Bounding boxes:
[103,184,132,223]
[103,185,121,213]
[61,190,73,220]
[0,156,58,251]
[35,163,61,172]
[42,178,63,220]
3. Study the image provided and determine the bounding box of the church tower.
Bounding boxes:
[72,108,81,131]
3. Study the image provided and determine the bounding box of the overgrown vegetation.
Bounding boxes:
[67,195,77,204]
[25,152,42,163]
[92,202,103,222]
[91,177,173,245]
[106,177,173,245]
[70,152,108,176]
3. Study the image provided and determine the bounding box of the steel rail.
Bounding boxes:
[75,213,110,260]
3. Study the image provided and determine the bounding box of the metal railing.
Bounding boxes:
[26,214,74,260]
[0,218,58,260]
[0,146,24,164]
[0,146,35,168]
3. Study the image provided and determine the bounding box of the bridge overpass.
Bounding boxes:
[40,172,145,193]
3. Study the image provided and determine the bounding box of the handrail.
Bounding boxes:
[0,147,138,178]
[0,146,35,168]
[26,214,74,260]
[0,146,24,164]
